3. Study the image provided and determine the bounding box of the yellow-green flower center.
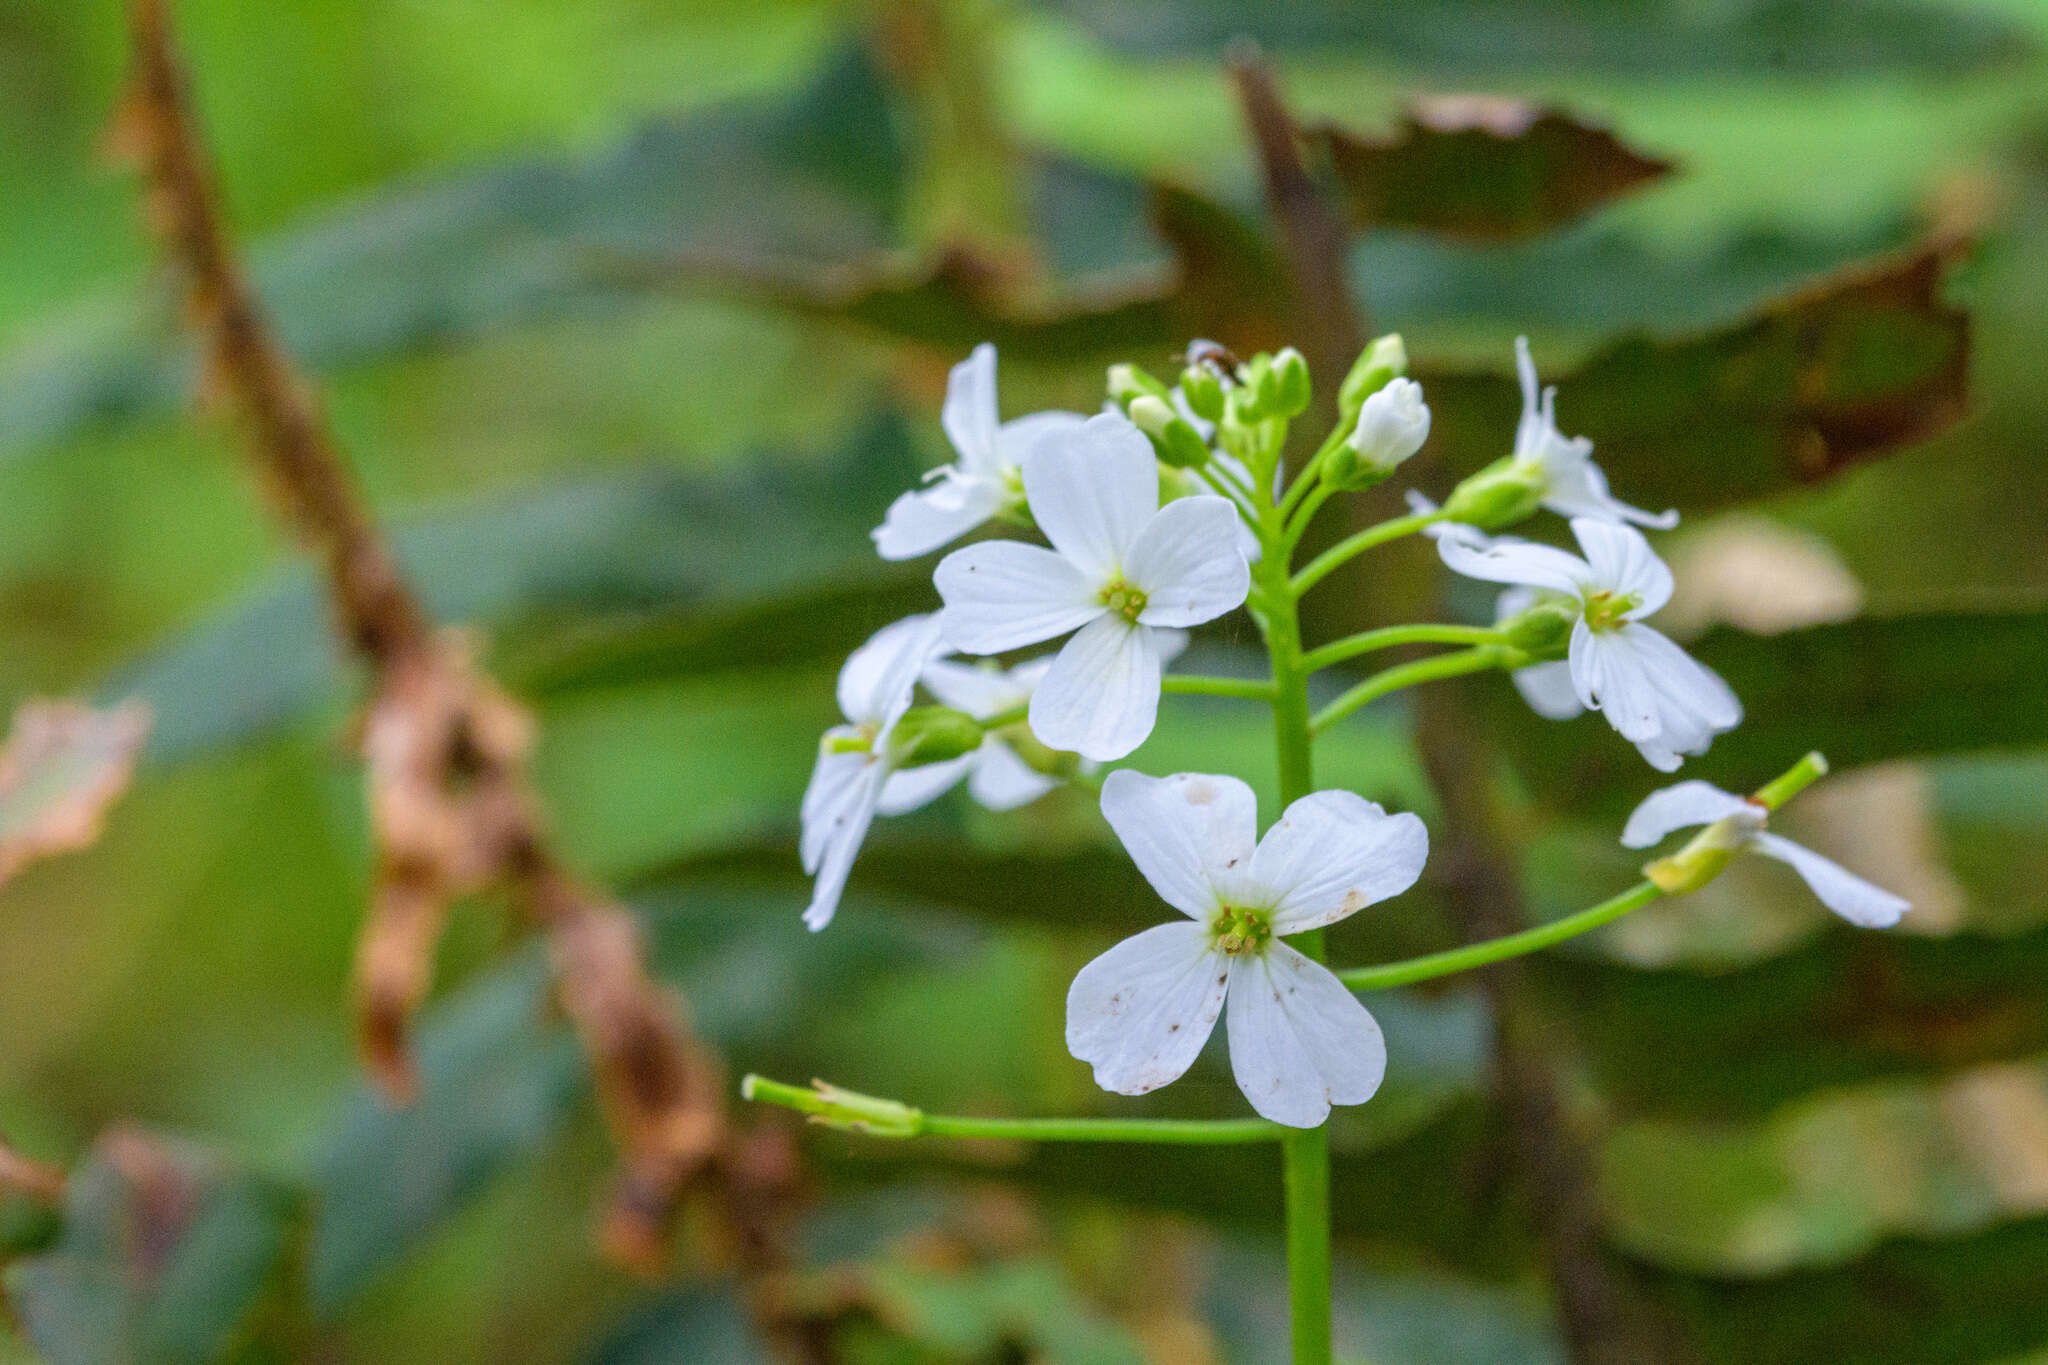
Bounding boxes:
[1582,588,1640,631]
[1211,905,1272,956]
[1100,577,1149,623]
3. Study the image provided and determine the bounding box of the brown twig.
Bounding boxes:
[118,0,727,1263]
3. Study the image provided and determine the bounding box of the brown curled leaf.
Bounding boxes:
[1308,96,1675,240]
[538,870,724,1272]
[0,699,152,890]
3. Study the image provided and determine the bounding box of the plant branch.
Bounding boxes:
[120,0,726,1264]
[1301,624,1506,675]
[1291,508,1451,596]
[1341,882,1662,991]
[1162,673,1278,700]
[742,1077,1283,1144]
[1309,646,1506,735]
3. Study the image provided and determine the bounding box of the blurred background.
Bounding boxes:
[1,0,2047,1361]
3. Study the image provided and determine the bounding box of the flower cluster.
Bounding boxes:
[794,335,1909,1128]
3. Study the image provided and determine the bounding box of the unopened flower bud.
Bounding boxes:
[1128,394,1212,468]
[1337,333,1409,423]
[1439,456,1547,531]
[1269,347,1312,418]
[1499,597,1577,656]
[1325,378,1429,489]
[1107,362,1172,411]
[1235,352,1278,419]
[887,705,984,769]
[1178,363,1227,422]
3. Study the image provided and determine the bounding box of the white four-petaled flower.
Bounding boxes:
[799,614,945,931]
[873,344,1086,560]
[1509,337,1677,530]
[1623,781,1910,927]
[1437,517,1741,771]
[934,412,1250,761]
[1066,770,1428,1127]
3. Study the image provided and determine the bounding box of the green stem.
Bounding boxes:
[1251,487,1332,1365]
[1161,673,1278,700]
[741,1076,1282,1143]
[1282,481,1338,550]
[1339,881,1663,991]
[1299,624,1506,675]
[1309,646,1507,736]
[1754,751,1829,812]
[1291,509,1449,597]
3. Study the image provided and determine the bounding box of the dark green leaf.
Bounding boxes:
[1312,99,1673,241]
[7,1131,309,1365]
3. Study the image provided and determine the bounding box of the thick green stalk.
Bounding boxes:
[1252,492,1333,1365]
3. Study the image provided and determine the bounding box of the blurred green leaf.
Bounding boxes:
[1043,0,2034,75]
[585,1287,766,1363]
[0,43,906,458]
[1311,99,1673,241]
[1417,244,1970,518]
[7,1130,309,1365]
[114,413,919,764]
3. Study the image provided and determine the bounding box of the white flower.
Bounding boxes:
[1351,376,1430,472]
[934,412,1250,761]
[1622,781,1910,927]
[873,344,1086,560]
[1437,517,1741,771]
[799,614,945,931]
[1509,337,1676,530]
[1066,770,1428,1128]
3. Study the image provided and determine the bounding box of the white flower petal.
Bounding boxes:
[1066,921,1228,1096]
[1570,518,1674,616]
[967,738,1060,811]
[1225,943,1386,1128]
[921,659,1028,717]
[1123,497,1250,628]
[1028,616,1163,761]
[1544,460,1679,530]
[873,476,1008,560]
[800,744,871,872]
[993,410,1088,468]
[1571,622,1739,770]
[1021,411,1158,578]
[1438,533,1590,597]
[1252,792,1428,934]
[1098,768,1258,920]
[836,614,944,728]
[1620,624,1742,731]
[941,343,1000,476]
[934,541,1102,654]
[1620,780,1757,848]
[1512,661,1586,721]
[802,760,887,931]
[877,755,973,816]
[1751,832,1911,928]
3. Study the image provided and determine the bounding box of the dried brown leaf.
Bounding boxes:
[1309,97,1674,240]
[0,699,151,890]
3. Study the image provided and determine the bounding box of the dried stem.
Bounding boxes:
[119,0,730,1261]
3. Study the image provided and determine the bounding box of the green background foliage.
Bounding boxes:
[1,0,2046,1360]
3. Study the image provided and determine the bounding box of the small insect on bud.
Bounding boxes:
[887,705,985,769]
[1325,377,1430,490]
[1107,362,1172,411]
[1269,347,1312,418]
[1128,395,1213,469]
[1337,333,1409,424]
[1178,363,1227,422]
[1440,456,1548,531]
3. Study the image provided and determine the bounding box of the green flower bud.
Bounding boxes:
[1324,377,1430,491]
[887,705,984,769]
[1129,394,1212,469]
[1178,363,1227,422]
[1107,362,1172,411]
[1499,598,1578,656]
[1236,352,1278,419]
[1337,333,1409,423]
[1440,456,1547,531]
[1269,346,1312,418]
